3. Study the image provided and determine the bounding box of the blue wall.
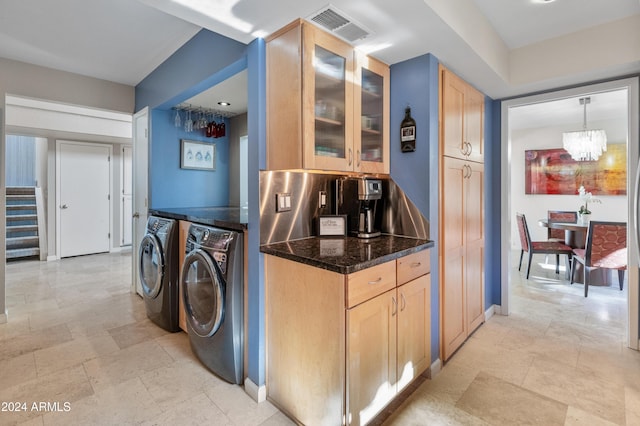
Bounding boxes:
[149,109,230,208]
[135,29,247,112]
[390,53,500,363]
[390,53,441,364]
[485,99,502,307]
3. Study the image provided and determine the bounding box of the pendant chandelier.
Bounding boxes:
[562,97,607,161]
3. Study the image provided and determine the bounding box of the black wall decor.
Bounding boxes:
[400,106,416,152]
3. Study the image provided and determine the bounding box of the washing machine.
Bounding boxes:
[181,224,243,384]
[139,215,180,332]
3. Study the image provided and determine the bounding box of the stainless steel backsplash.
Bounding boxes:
[259,170,430,245]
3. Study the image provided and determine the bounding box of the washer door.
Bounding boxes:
[181,249,224,338]
[139,234,164,299]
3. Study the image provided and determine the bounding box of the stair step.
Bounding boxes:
[6,186,36,194]
[6,248,40,259]
[6,214,37,221]
[7,237,39,251]
[7,224,39,233]
[7,205,36,212]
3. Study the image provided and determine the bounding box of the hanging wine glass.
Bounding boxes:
[174,108,181,128]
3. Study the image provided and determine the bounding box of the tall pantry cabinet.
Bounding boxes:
[438,65,485,362]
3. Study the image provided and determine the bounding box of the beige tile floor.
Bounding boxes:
[1,250,638,425]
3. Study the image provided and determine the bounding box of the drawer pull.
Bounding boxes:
[368,277,383,285]
[410,262,422,268]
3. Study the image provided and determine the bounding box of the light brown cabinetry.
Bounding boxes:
[177,220,191,333]
[266,249,430,425]
[440,66,484,162]
[266,19,389,173]
[439,65,485,362]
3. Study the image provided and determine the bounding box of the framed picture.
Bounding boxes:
[181,139,216,171]
[525,145,626,195]
[318,215,348,237]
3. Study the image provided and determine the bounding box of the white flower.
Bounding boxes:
[577,185,601,214]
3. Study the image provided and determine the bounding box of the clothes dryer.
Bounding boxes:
[181,224,244,384]
[139,216,180,332]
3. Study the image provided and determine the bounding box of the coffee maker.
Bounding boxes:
[356,178,382,238]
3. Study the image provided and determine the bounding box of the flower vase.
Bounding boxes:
[578,213,591,225]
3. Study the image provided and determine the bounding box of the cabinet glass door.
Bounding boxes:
[314,45,347,160]
[360,68,384,163]
[355,54,389,174]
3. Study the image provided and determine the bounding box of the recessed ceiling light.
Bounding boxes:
[218,101,231,106]
[535,0,556,3]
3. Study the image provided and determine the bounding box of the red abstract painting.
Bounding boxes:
[525,144,626,195]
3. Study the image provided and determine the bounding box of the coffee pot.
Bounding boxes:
[357,178,382,238]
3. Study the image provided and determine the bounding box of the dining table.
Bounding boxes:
[538,219,587,249]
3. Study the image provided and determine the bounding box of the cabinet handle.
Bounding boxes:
[368,277,383,285]
[467,142,473,156]
[349,148,353,166]
[357,150,361,167]
[410,262,421,268]
[400,293,406,311]
[392,296,397,316]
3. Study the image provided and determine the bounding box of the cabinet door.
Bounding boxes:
[397,274,430,391]
[354,52,389,174]
[465,162,485,334]
[440,157,467,361]
[440,67,466,160]
[302,23,354,171]
[465,86,484,163]
[347,290,396,426]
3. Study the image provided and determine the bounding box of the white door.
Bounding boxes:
[121,145,133,246]
[132,108,149,296]
[57,141,111,258]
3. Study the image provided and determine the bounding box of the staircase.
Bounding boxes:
[6,187,46,260]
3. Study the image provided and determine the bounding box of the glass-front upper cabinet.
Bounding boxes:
[303,23,354,171]
[266,20,389,173]
[354,53,389,174]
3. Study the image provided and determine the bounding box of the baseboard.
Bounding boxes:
[244,377,266,403]
[0,310,7,324]
[429,358,442,378]
[485,304,502,320]
[46,255,59,262]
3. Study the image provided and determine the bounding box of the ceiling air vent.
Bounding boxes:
[308,5,371,43]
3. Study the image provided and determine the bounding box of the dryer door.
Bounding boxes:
[181,249,224,338]
[139,234,164,299]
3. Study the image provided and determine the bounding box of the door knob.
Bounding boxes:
[133,212,140,218]
[60,204,68,209]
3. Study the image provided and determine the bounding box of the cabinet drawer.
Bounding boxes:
[346,260,396,308]
[397,250,429,285]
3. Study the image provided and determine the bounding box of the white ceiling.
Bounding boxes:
[0,0,638,112]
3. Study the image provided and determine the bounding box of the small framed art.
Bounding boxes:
[181,139,216,171]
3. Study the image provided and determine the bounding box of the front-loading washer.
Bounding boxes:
[181,224,243,384]
[139,215,180,332]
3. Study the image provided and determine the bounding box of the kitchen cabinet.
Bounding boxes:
[266,19,389,173]
[265,249,430,425]
[440,66,484,163]
[439,66,485,362]
[177,220,191,333]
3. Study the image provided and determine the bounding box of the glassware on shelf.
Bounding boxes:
[174,109,181,128]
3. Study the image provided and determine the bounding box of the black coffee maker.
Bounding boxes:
[356,178,382,238]
[335,177,384,238]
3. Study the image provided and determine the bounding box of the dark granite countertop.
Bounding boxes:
[260,235,434,274]
[149,207,248,232]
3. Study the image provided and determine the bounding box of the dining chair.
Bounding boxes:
[547,210,578,242]
[516,213,574,279]
[570,221,627,297]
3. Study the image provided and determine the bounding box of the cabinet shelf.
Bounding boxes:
[361,128,381,135]
[315,115,343,126]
